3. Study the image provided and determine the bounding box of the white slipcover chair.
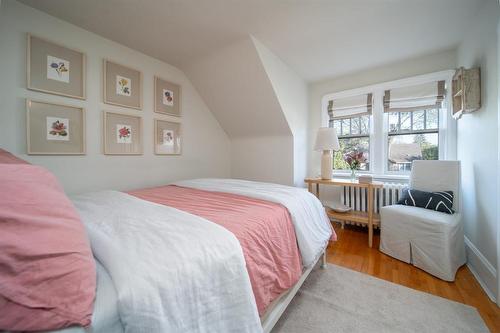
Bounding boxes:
[380,160,466,281]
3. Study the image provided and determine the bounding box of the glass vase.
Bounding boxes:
[350,169,356,181]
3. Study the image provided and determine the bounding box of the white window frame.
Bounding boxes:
[330,115,371,171]
[321,70,456,180]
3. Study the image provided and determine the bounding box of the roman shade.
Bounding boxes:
[384,81,445,112]
[327,93,373,119]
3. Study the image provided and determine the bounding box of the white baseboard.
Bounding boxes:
[464,237,497,303]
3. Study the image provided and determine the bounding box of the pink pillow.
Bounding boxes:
[0,148,29,164]
[0,164,96,331]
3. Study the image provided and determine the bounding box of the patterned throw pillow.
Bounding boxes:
[397,188,454,214]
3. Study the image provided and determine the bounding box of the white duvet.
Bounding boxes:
[72,191,262,333]
[174,178,333,267]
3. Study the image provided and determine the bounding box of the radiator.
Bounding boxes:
[341,183,406,214]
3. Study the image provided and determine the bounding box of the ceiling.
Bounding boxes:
[19,0,485,82]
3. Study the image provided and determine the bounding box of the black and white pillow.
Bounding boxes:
[397,188,454,214]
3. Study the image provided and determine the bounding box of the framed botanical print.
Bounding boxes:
[103,60,142,110]
[154,119,181,155]
[154,76,181,116]
[27,34,86,99]
[26,100,86,155]
[103,111,143,155]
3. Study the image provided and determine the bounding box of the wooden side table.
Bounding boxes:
[305,178,383,248]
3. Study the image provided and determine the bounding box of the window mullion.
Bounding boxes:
[424,110,427,130]
[372,91,384,175]
[397,112,401,132]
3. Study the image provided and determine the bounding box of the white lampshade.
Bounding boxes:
[314,127,340,151]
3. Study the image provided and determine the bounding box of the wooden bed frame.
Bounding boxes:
[261,248,328,333]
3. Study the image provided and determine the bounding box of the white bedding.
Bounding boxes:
[30,260,122,333]
[71,191,262,333]
[174,178,333,267]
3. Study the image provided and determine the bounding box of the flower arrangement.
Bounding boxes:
[50,61,68,77]
[118,126,131,139]
[164,90,173,103]
[118,78,130,95]
[343,150,366,170]
[49,120,68,137]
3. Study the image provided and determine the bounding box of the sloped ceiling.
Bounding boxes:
[18,0,485,82]
[184,37,291,138]
[16,0,487,145]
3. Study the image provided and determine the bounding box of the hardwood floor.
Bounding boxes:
[326,223,500,333]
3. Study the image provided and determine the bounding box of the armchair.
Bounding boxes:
[380,160,466,281]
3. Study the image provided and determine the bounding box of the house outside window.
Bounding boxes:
[387,108,439,172]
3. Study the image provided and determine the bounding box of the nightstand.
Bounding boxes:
[304,178,383,248]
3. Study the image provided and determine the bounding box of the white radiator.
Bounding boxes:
[341,183,406,214]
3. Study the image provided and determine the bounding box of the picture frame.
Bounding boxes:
[27,34,86,100]
[154,119,181,155]
[103,59,143,110]
[26,99,86,155]
[154,76,181,116]
[103,111,143,155]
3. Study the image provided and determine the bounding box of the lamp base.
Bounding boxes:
[321,150,333,180]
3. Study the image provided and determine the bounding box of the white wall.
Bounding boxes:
[231,135,294,185]
[456,0,499,302]
[184,37,296,185]
[252,37,309,187]
[497,12,500,306]
[0,0,230,194]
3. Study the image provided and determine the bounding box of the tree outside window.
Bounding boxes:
[330,115,370,171]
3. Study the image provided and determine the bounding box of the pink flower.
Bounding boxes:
[119,127,131,138]
[343,150,366,170]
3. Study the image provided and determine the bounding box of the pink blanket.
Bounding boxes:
[0,164,95,331]
[128,185,302,315]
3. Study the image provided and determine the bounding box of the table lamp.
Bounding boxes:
[314,127,340,180]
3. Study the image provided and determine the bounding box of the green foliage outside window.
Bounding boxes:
[333,137,370,170]
[331,115,370,171]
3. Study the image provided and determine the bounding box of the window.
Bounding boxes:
[327,93,373,171]
[322,72,455,177]
[330,116,370,170]
[387,109,439,172]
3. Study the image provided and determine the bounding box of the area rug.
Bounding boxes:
[272,264,489,333]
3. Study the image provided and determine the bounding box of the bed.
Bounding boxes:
[9,177,334,333]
